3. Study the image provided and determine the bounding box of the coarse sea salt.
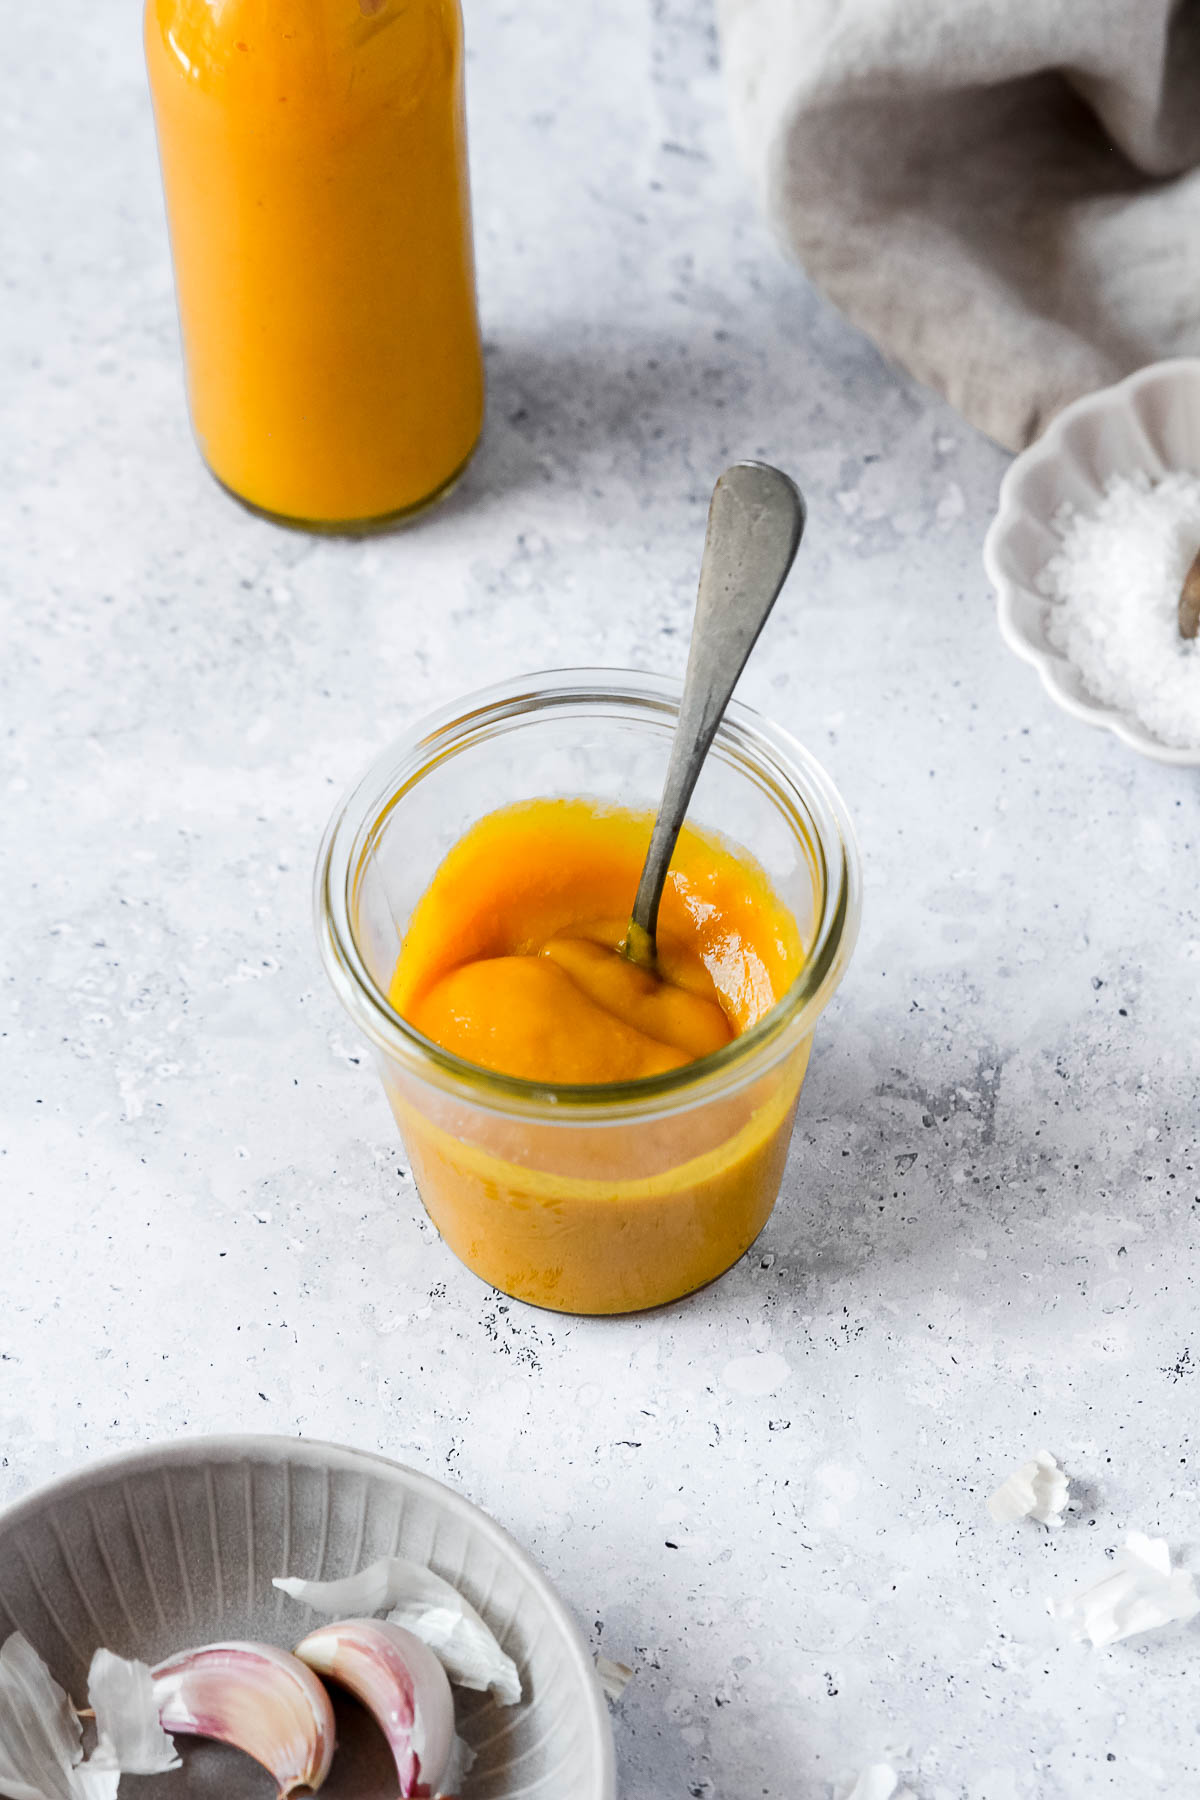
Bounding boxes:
[1038,470,1200,748]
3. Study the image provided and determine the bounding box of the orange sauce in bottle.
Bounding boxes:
[144,0,484,527]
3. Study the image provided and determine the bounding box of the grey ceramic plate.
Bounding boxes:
[0,1435,615,1799]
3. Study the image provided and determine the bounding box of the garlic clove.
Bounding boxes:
[294,1618,455,1800]
[151,1641,335,1797]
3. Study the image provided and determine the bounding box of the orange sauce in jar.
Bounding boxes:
[383,800,811,1313]
[144,0,483,526]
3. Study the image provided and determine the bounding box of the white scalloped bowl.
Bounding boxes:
[983,357,1200,766]
[0,1435,615,1800]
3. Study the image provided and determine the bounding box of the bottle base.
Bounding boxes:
[204,440,478,536]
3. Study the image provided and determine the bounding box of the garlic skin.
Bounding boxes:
[65,1773,118,1800]
[843,1767,917,1800]
[275,1556,522,1705]
[987,1449,1069,1528]
[295,1619,455,1800]
[1048,1532,1200,1647]
[595,1655,635,1703]
[844,1768,904,1800]
[87,1649,179,1775]
[437,1734,477,1798]
[152,1642,335,1797]
[0,1631,101,1800]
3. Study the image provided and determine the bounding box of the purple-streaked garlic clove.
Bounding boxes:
[294,1618,455,1800]
[151,1641,336,1797]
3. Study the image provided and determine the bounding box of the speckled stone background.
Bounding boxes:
[4,3,1200,1797]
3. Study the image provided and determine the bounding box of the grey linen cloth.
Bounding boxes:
[717,0,1200,448]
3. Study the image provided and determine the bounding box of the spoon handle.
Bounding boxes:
[627,461,806,964]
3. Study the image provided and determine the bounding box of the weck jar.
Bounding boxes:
[315,670,862,1315]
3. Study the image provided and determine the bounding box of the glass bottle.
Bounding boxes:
[145,0,484,528]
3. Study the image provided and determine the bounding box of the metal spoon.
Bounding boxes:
[1180,546,1200,640]
[623,461,806,970]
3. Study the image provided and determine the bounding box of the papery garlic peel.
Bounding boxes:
[87,1648,179,1775]
[1047,1531,1200,1648]
[595,1654,635,1703]
[845,1767,901,1800]
[987,1449,1069,1528]
[295,1618,455,1800]
[0,1630,98,1800]
[275,1555,521,1704]
[151,1641,335,1796]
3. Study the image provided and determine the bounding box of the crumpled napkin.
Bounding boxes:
[717,0,1200,448]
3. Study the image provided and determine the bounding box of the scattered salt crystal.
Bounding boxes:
[987,1449,1069,1528]
[1047,1531,1200,1647]
[843,1765,913,1800]
[1038,470,1200,747]
[936,481,965,530]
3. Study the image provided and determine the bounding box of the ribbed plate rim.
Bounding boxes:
[0,1432,617,1800]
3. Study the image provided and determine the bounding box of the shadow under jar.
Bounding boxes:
[316,671,862,1315]
[144,0,483,529]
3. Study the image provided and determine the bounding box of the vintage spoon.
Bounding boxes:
[1180,546,1200,640]
[623,460,806,970]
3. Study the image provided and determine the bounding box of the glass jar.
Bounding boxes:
[315,670,862,1314]
[144,0,483,528]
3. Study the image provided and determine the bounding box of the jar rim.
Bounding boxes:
[314,668,862,1122]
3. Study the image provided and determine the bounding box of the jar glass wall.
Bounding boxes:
[315,670,862,1313]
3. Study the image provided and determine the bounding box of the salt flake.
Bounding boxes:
[987,1449,1069,1528]
[1048,1532,1200,1647]
[843,1765,914,1800]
